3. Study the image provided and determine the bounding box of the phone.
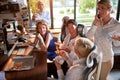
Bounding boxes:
[98,14,100,19]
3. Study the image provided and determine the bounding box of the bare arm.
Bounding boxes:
[37,33,52,51]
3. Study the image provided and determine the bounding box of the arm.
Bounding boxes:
[54,60,64,80]
[30,13,39,26]
[112,34,120,41]
[86,14,102,41]
[58,50,72,67]
[37,33,52,51]
[30,11,50,26]
[86,25,97,41]
[59,34,70,50]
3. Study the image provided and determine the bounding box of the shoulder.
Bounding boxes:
[46,31,51,35]
[46,31,53,38]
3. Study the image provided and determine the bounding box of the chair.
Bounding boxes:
[83,47,103,80]
[77,24,87,37]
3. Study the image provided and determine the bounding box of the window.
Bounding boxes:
[111,0,119,19]
[53,0,74,28]
[29,0,120,28]
[76,0,96,26]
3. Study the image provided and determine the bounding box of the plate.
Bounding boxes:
[5,56,35,71]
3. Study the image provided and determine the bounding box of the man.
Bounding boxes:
[30,1,50,27]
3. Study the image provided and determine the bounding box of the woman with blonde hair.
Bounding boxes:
[87,0,120,79]
[55,37,95,80]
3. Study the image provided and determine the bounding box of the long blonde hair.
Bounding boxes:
[98,0,112,10]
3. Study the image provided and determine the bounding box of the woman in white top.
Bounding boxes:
[55,37,95,80]
[86,0,120,80]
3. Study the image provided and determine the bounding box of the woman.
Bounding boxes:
[55,37,95,80]
[86,0,120,80]
[33,20,57,60]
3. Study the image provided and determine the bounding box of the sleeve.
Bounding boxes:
[112,33,120,47]
[43,11,51,25]
[111,24,120,47]
[60,34,70,49]
[0,71,6,80]
[86,24,97,39]
[57,69,65,80]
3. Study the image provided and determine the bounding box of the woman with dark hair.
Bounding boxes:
[55,19,80,67]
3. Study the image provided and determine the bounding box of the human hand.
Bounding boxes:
[112,35,120,41]
[37,34,43,40]
[54,56,64,65]
[93,14,103,26]
[32,13,39,21]
[57,50,69,61]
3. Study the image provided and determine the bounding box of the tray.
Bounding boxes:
[5,56,35,71]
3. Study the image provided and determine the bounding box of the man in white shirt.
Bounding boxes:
[30,1,50,26]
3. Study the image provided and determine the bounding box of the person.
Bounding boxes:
[16,24,27,35]
[55,37,95,80]
[60,16,69,42]
[32,20,58,78]
[30,1,50,27]
[56,19,80,67]
[32,20,57,60]
[0,71,6,80]
[86,0,120,80]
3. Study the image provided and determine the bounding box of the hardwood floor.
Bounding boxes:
[108,69,120,80]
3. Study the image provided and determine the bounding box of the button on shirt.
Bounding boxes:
[87,18,120,62]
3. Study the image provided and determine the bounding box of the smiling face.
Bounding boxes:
[67,23,77,36]
[36,20,48,36]
[37,24,47,36]
[37,1,44,12]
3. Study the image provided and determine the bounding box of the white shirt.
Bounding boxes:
[60,34,79,66]
[87,18,120,62]
[57,58,86,80]
[30,10,50,26]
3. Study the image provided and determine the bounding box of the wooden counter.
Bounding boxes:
[1,33,47,80]
[5,50,47,80]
